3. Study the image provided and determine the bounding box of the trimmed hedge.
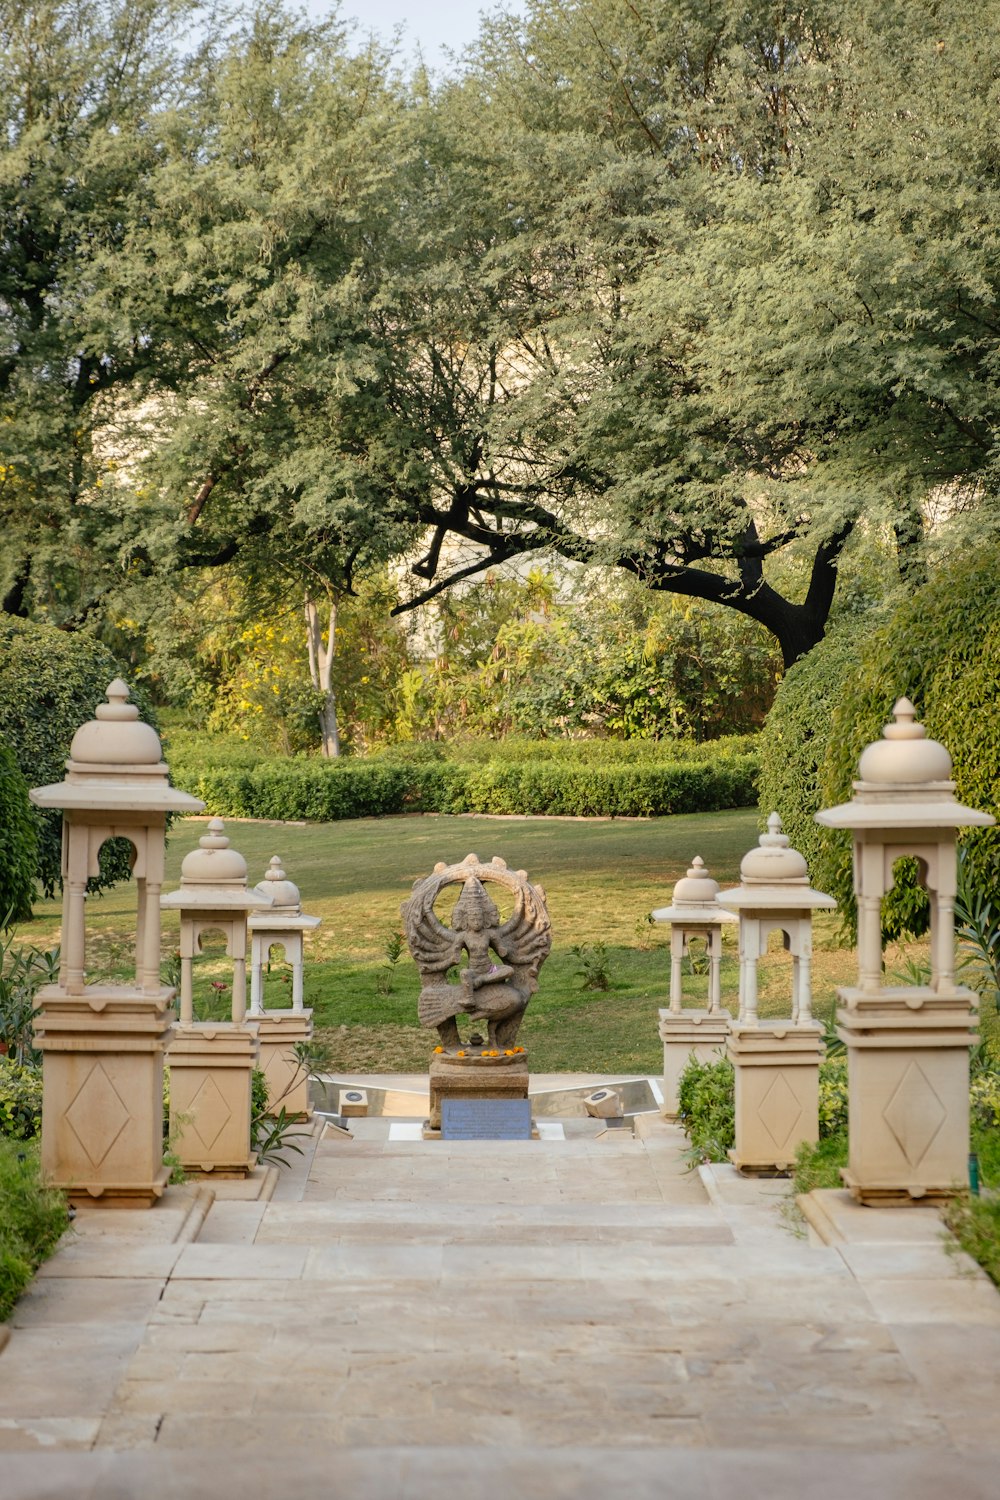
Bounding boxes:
[0,617,157,900]
[173,749,759,822]
[0,1138,69,1320]
[0,736,36,923]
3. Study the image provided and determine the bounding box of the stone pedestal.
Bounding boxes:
[837,985,977,1205]
[727,1021,824,1173]
[658,1008,731,1118]
[256,1009,314,1120]
[426,1049,530,1135]
[33,985,174,1207]
[167,1022,260,1176]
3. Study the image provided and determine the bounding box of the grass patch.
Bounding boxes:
[14,807,998,1071]
[792,1133,849,1194]
[0,1139,69,1320]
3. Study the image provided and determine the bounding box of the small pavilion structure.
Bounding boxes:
[29,679,204,1206]
[816,698,994,1203]
[247,855,321,1120]
[652,856,736,1117]
[717,814,836,1173]
[161,819,271,1176]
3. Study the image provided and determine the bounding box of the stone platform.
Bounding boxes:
[1,1077,998,1498]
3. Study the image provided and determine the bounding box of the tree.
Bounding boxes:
[0,0,200,624]
[344,0,1000,668]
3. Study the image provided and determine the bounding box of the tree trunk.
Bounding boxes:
[305,594,340,758]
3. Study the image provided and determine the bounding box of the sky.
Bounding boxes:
[304,0,527,69]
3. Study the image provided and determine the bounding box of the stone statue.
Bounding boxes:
[402,853,551,1051]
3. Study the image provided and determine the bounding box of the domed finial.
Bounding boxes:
[760,812,789,848]
[264,856,286,883]
[95,678,140,723]
[883,697,926,741]
[200,817,230,851]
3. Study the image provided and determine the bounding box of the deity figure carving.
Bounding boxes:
[402,853,552,1051]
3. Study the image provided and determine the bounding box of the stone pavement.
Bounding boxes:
[2,1083,999,1499]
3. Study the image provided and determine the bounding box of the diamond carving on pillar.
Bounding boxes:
[883,1063,946,1167]
[758,1075,802,1148]
[65,1063,131,1167]
[189,1076,233,1151]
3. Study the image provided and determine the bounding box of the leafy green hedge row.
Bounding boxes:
[0,1060,42,1141]
[173,751,759,822]
[0,1138,68,1321]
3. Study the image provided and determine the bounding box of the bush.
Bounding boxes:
[679,1054,850,1164]
[0,736,36,922]
[0,617,157,901]
[169,746,759,823]
[757,617,869,901]
[760,547,1000,940]
[0,1060,43,1141]
[820,549,1000,937]
[676,1054,735,1162]
[0,1138,69,1320]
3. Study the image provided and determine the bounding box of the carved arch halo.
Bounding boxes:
[414,852,546,941]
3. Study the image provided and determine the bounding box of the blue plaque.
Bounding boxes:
[440,1097,532,1140]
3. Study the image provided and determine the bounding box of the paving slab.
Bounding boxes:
[2,1078,999,1495]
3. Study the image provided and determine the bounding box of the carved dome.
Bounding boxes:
[857,698,953,785]
[254,856,301,911]
[671,856,720,905]
[69,679,163,767]
[739,813,809,884]
[180,819,248,885]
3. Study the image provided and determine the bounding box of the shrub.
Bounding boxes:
[760,547,1000,941]
[676,1054,735,1162]
[170,748,759,823]
[0,618,157,900]
[820,548,1000,937]
[679,1054,850,1164]
[0,1139,69,1320]
[0,736,36,923]
[0,1060,43,1141]
[757,617,869,900]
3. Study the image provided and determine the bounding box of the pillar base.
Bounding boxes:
[837,984,976,1205]
[428,1049,529,1132]
[33,984,175,1208]
[658,1008,731,1118]
[255,1009,314,1120]
[726,1021,823,1174]
[167,1022,260,1177]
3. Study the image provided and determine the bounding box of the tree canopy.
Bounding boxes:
[2,0,999,708]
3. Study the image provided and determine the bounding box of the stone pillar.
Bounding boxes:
[718,816,836,1174]
[29,680,205,1207]
[255,1010,314,1120]
[167,1023,260,1176]
[161,820,272,1178]
[816,699,993,1205]
[727,1024,824,1172]
[651,857,736,1117]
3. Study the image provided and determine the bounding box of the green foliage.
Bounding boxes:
[819,548,1000,937]
[676,1054,735,1163]
[680,1053,849,1166]
[571,943,611,992]
[394,574,779,744]
[818,1057,849,1138]
[0,1140,69,1321]
[250,1068,270,1122]
[792,1134,849,1196]
[0,931,58,1068]
[0,617,155,900]
[0,737,36,923]
[172,745,758,822]
[756,615,873,899]
[0,1059,43,1141]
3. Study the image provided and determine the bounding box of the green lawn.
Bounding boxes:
[17,808,993,1073]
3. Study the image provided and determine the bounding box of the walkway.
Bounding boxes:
[2,1085,999,1498]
